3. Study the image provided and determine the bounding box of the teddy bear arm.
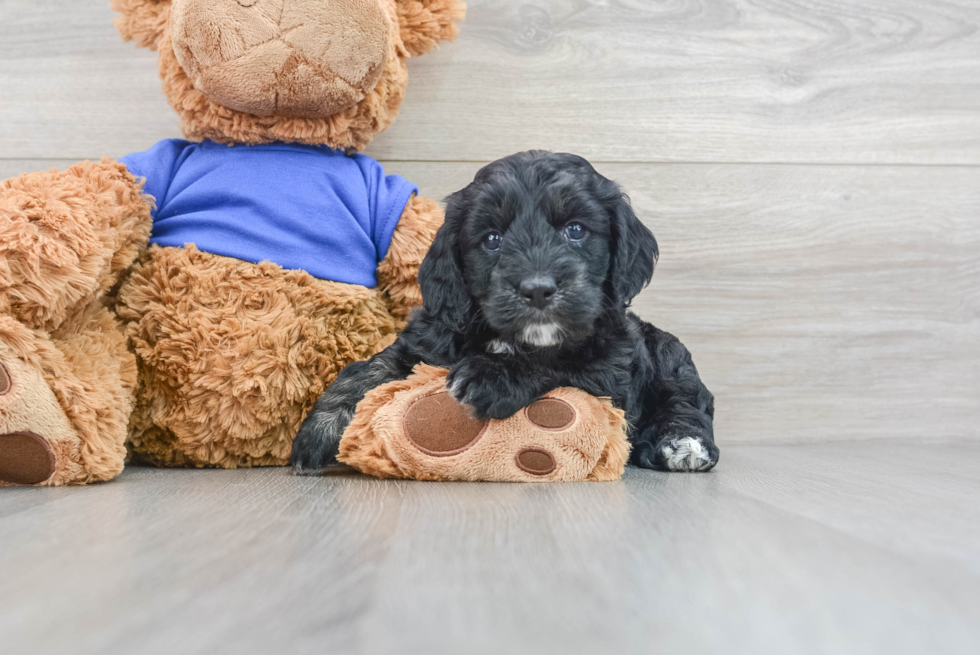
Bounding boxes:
[375,194,444,320]
[396,0,466,57]
[0,159,153,333]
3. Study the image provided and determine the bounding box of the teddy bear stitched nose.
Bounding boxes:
[169,0,390,118]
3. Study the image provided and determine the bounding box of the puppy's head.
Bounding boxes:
[419,151,659,347]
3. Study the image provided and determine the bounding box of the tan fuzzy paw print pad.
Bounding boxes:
[338,364,630,482]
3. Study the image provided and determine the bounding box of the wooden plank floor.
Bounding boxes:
[1,442,978,655]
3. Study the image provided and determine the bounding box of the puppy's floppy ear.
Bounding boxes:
[112,0,171,50]
[395,0,466,58]
[418,191,471,332]
[608,193,659,307]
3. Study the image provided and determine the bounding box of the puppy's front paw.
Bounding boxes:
[290,406,351,474]
[654,434,719,472]
[447,358,531,421]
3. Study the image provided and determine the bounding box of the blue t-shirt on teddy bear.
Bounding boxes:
[120,139,418,287]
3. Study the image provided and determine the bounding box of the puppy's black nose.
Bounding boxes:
[519,276,557,309]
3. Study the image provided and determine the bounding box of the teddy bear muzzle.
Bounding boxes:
[169,0,391,118]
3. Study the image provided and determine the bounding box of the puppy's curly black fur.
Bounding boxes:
[292,151,719,473]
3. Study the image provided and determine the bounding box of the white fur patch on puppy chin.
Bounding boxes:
[487,339,515,355]
[660,436,715,472]
[520,323,562,347]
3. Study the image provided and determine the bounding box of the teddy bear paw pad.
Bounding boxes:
[0,431,56,485]
[0,361,10,396]
[515,448,557,476]
[404,391,488,456]
[524,398,576,430]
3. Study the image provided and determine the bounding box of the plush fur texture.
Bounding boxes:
[113,0,464,150]
[0,159,152,332]
[116,244,401,468]
[0,162,150,485]
[396,0,466,57]
[293,152,719,474]
[0,320,84,486]
[169,0,391,119]
[376,195,445,319]
[114,194,444,469]
[338,363,630,481]
[112,0,171,49]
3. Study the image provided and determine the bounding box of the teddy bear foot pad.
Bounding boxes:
[0,432,57,485]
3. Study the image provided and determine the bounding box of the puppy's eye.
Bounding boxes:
[482,231,502,252]
[564,222,587,242]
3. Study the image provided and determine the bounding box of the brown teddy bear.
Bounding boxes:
[0,0,464,486]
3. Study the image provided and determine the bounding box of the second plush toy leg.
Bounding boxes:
[0,158,152,485]
[0,305,135,486]
[0,328,74,485]
[117,245,405,468]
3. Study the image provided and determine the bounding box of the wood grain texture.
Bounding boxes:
[381,161,980,444]
[1,0,979,163]
[2,158,977,444]
[1,443,978,655]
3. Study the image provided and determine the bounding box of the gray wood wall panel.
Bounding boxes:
[1,0,979,163]
[392,161,980,444]
[3,158,977,444]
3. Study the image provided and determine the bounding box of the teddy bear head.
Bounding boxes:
[112,0,463,150]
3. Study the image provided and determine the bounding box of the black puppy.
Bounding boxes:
[292,151,718,473]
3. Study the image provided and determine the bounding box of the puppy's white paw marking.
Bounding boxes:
[448,376,466,402]
[487,339,515,355]
[661,436,715,472]
[520,323,563,347]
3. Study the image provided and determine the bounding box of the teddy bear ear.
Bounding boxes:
[395,0,466,57]
[112,0,172,50]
